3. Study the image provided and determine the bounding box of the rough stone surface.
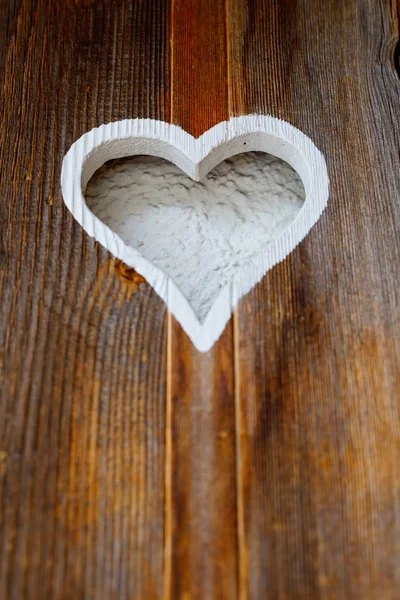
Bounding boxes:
[85,152,305,322]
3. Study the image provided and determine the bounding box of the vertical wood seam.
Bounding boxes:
[163,311,173,600]
[233,311,246,600]
[225,0,232,121]
[225,0,245,596]
[163,0,174,596]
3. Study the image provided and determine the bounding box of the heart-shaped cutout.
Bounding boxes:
[61,116,329,352]
[85,152,305,323]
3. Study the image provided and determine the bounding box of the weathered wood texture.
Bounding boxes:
[0,0,399,599]
[229,1,400,597]
[165,3,237,599]
[0,2,169,598]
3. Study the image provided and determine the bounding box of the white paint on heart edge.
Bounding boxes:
[61,115,329,352]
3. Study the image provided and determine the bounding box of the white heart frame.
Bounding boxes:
[61,115,329,352]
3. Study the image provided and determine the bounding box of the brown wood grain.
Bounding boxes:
[0,1,170,598]
[165,2,238,598]
[229,0,400,597]
[170,0,228,136]
[165,320,237,599]
[0,0,399,599]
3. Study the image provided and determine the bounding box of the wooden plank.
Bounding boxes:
[165,321,237,599]
[170,0,229,137]
[228,0,400,597]
[1,1,399,598]
[164,1,238,598]
[0,1,170,598]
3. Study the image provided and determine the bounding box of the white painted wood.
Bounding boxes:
[61,116,329,352]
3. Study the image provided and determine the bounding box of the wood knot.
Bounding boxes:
[115,259,146,285]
